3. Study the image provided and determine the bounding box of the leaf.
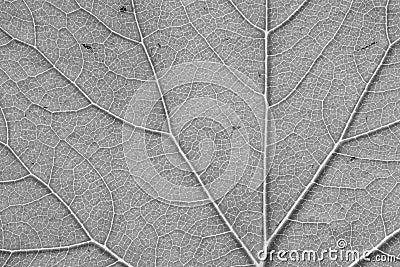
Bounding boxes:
[0,0,399,267]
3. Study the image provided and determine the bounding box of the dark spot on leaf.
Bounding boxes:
[229,125,241,137]
[350,156,356,162]
[145,129,161,137]
[157,43,162,48]
[119,6,127,12]
[81,43,93,51]
[356,41,377,51]
[232,125,241,131]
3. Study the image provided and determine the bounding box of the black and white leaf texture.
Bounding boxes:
[0,0,400,266]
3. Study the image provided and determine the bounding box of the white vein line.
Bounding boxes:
[130,1,259,265]
[74,29,86,82]
[0,174,31,184]
[226,0,265,33]
[0,38,14,49]
[384,0,391,44]
[61,139,115,245]
[49,104,93,114]
[266,0,309,33]
[21,0,36,47]
[108,262,125,267]
[1,253,12,267]
[262,0,270,263]
[0,193,52,213]
[0,141,134,267]
[334,152,400,163]
[346,8,400,265]
[158,230,232,240]
[341,119,400,143]
[269,3,354,109]
[204,247,250,264]
[72,1,141,45]
[267,35,314,58]
[265,34,400,253]
[347,229,400,267]
[155,0,163,32]
[0,241,92,254]
[0,107,8,144]
[287,218,330,225]
[0,26,170,138]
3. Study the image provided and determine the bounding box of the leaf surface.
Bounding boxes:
[1,0,400,266]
